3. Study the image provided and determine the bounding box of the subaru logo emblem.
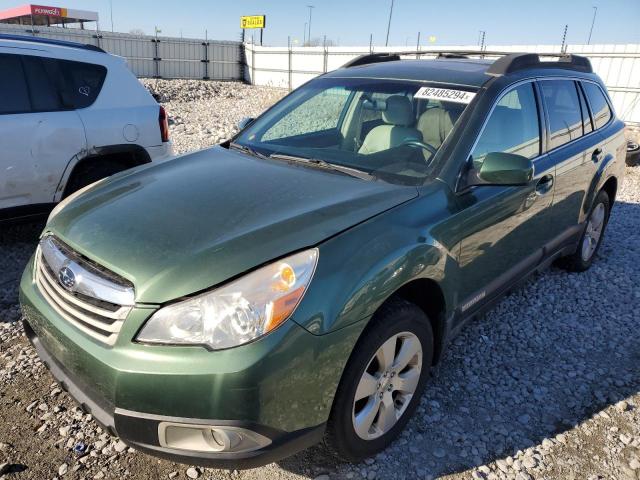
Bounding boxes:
[58,266,76,290]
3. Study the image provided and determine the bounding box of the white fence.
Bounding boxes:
[0,23,243,80]
[244,43,640,125]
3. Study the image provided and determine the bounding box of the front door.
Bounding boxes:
[455,81,555,315]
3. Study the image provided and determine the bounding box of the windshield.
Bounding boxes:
[233,77,475,185]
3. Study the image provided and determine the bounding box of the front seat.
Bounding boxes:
[417,102,461,149]
[359,95,422,155]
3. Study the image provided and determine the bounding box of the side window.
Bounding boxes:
[540,80,583,149]
[40,58,107,109]
[21,56,64,112]
[582,82,612,129]
[577,83,593,135]
[0,54,31,114]
[471,83,540,168]
[262,87,350,141]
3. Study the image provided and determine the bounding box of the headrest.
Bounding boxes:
[382,95,414,127]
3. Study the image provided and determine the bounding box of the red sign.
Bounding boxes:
[31,5,62,17]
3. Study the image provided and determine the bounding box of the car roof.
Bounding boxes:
[325,53,596,88]
[326,58,494,88]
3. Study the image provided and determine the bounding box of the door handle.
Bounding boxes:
[536,174,554,195]
[592,147,604,163]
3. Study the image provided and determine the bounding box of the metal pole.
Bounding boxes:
[385,0,394,46]
[561,24,568,53]
[587,6,597,45]
[109,0,114,32]
[369,33,373,53]
[480,31,486,56]
[288,36,292,91]
[323,35,328,72]
[307,5,314,45]
[260,28,263,46]
[416,32,421,58]
[304,22,307,45]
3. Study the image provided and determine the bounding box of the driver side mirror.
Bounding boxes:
[237,117,255,131]
[472,152,534,186]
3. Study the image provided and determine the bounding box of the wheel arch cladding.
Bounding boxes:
[601,176,617,205]
[390,278,446,364]
[63,145,151,197]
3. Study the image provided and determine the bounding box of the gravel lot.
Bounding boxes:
[1,79,640,480]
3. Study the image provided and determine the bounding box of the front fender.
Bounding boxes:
[292,190,459,336]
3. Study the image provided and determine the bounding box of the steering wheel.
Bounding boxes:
[399,139,439,157]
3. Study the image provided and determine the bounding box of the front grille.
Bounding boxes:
[34,236,134,346]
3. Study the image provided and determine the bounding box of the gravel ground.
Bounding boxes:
[1,79,640,480]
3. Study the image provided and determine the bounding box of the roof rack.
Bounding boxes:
[0,34,105,53]
[342,50,593,75]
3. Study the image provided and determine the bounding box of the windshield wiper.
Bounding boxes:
[268,153,375,181]
[229,142,269,159]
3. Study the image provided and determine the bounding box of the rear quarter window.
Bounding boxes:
[41,58,107,109]
[582,82,612,129]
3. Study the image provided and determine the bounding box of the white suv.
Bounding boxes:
[0,34,172,221]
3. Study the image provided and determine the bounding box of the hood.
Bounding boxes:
[47,147,417,303]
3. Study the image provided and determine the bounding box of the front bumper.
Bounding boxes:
[23,319,323,468]
[19,256,363,467]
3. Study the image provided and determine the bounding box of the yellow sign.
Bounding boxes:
[241,15,266,29]
[428,35,437,43]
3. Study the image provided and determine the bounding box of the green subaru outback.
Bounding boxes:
[20,51,625,468]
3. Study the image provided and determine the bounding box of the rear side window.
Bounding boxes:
[540,80,583,150]
[0,54,31,114]
[21,56,63,112]
[40,58,107,109]
[471,83,540,167]
[582,82,612,129]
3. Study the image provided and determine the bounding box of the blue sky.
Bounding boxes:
[10,0,640,46]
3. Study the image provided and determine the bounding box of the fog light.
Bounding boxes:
[158,422,271,453]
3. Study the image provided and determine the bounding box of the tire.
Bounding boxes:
[557,189,610,272]
[63,159,128,198]
[626,141,640,167]
[324,298,434,462]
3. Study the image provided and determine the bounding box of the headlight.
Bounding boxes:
[136,249,318,349]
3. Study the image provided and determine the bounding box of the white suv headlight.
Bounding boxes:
[136,249,318,349]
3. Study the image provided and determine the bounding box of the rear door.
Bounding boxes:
[540,79,601,246]
[456,81,556,314]
[0,52,86,209]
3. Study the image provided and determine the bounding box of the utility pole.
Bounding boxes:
[303,22,307,45]
[478,30,485,47]
[307,5,314,46]
[385,0,394,46]
[109,0,114,32]
[587,6,597,44]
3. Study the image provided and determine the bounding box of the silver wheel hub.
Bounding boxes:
[581,202,606,261]
[352,331,423,440]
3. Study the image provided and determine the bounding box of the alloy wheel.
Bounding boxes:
[352,332,423,440]
[581,202,606,261]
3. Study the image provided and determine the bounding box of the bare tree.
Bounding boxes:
[128,28,145,36]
